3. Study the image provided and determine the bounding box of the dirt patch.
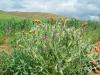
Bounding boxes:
[0,36,12,54]
[0,44,12,53]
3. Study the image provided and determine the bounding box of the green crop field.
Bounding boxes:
[0,11,100,75]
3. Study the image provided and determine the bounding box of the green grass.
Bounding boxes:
[0,12,100,75]
[0,14,33,36]
[0,25,92,75]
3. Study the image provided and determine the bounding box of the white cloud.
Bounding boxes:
[0,0,13,10]
[0,0,100,19]
[58,0,77,10]
[89,16,100,20]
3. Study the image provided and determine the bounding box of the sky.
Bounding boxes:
[0,0,100,20]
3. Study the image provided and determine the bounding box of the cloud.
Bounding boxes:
[0,0,13,10]
[89,16,100,21]
[0,0,100,20]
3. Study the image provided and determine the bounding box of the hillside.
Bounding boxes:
[0,10,100,75]
[0,10,65,20]
[7,12,59,18]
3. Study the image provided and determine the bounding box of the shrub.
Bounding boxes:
[0,23,92,75]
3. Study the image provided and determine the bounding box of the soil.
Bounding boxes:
[0,36,12,54]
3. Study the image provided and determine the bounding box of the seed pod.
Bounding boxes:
[90,60,97,65]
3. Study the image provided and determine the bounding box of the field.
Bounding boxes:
[0,11,100,75]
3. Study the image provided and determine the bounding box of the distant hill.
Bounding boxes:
[0,10,5,13]
[0,10,7,14]
[8,12,58,17]
[0,10,65,19]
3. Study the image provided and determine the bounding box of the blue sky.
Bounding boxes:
[0,0,100,20]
